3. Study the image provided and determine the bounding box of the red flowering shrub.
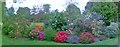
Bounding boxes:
[30,29,39,39]
[54,31,69,43]
[29,25,44,39]
[79,32,95,44]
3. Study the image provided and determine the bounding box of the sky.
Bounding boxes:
[6,0,89,14]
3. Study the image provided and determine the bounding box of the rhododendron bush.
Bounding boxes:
[54,31,69,43]
[79,32,95,44]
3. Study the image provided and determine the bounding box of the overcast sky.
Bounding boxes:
[6,0,89,14]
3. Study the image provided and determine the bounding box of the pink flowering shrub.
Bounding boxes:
[30,29,39,39]
[54,31,69,43]
[38,32,44,40]
[29,25,44,40]
[79,32,95,44]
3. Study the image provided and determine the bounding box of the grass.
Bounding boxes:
[0,2,2,46]
[2,35,118,45]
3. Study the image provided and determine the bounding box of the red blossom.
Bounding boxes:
[68,30,72,33]
[79,32,95,44]
[36,25,43,31]
[54,31,69,43]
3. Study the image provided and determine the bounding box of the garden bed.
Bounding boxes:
[2,2,119,45]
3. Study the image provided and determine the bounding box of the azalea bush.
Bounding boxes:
[38,32,44,40]
[29,25,44,40]
[66,30,79,44]
[66,35,79,44]
[54,31,69,43]
[79,32,95,44]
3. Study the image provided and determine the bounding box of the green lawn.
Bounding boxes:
[2,35,118,45]
[0,1,2,46]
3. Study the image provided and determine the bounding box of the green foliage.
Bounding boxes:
[16,7,30,18]
[43,4,51,13]
[91,20,105,37]
[103,22,119,38]
[65,4,81,22]
[44,27,56,41]
[2,15,30,38]
[5,7,15,16]
[91,2,118,25]
[50,12,69,31]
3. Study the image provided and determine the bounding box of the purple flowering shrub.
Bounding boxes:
[38,32,44,40]
[66,35,79,44]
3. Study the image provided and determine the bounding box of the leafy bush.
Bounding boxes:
[2,15,30,38]
[103,22,119,38]
[79,32,95,44]
[49,12,69,31]
[44,27,57,41]
[77,12,104,36]
[91,2,118,26]
[66,35,79,44]
[29,25,43,40]
[54,31,69,43]
[91,20,105,37]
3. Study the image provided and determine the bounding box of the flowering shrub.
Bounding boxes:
[29,25,44,39]
[79,32,95,44]
[68,30,72,33]
[49,13,69,31]
[36,25,43,30]
[38,32,44,40]
[66,35,79,44]
[54,31,69,43]
[30,29,39,39]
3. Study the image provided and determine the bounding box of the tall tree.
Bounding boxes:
[65,4,81,22]
[91,2,118,26]
[84,2,118,26]
[17,7,30,16]
[43,4,51,13]
[7,7,15,16]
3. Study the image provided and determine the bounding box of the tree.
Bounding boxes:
[93,2,118,25]
[65,4,81,22]
[17,7,30,16]
[43,4,51,13]
[85,2,118,26]
[7,7,15,16]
